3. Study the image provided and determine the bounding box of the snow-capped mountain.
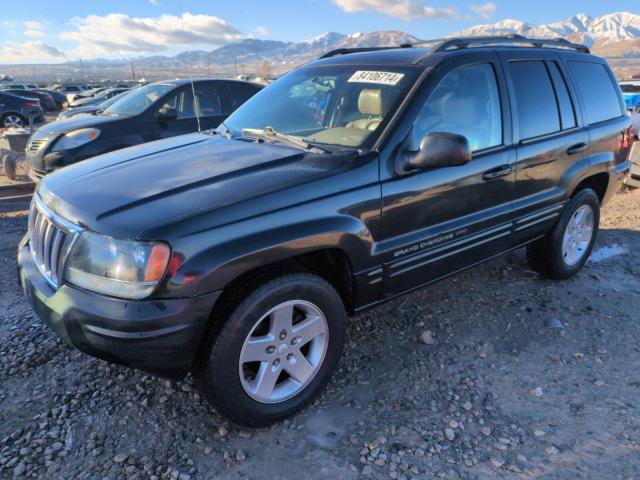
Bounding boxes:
[452,12,640,46]
[59,12,640,76]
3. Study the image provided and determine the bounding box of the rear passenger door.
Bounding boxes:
[499,51,589,243]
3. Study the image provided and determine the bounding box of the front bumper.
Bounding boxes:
[18,240,221,378]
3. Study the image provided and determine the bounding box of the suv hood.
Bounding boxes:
[39,133,355,239]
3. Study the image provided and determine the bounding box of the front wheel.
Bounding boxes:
[527,188,600,279]
[195,272,347,426]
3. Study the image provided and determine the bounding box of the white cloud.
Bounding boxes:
[23,20,46,38]
[332,0,458,21]
[471,2,497,19]
[149,0,159,5]
[25,20,45,30]
[59,12,242,57]
[0,41,65,63]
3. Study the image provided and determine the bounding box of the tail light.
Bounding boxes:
[24,101,39,107]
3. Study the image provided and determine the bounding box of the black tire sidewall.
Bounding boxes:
[548,189,600,278]
[198,273,346,426]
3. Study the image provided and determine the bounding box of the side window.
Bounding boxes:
[567,61,623,125]
[159,88,197,119]
[412,63,502,152]
[547,62,576,130]
[509,61,560,140]
[226,83,260,113]
[193,83,222,117]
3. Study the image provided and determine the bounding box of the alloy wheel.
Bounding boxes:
[562,204,594,266]
[2,115,24,129]
[238,300,329,403]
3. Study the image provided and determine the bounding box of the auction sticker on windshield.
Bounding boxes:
[348,71,405,86]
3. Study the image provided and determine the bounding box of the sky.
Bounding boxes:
[0,0,636,64]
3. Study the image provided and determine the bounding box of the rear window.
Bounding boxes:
[509,61,560,140]
[567,61,623,125]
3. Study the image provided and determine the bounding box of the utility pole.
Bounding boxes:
[79,58,85,81]
[234,56,237,76]
[130,63,136,82]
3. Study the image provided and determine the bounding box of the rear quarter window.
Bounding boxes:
[567,61,623,125]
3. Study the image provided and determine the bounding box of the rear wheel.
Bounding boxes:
[195,272,347,426]
[527,188,600,279]
[1,113,25,129]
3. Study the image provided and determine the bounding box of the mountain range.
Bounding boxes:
[67,12,640,74]
[6,11,639,82]
[453,12,640,46]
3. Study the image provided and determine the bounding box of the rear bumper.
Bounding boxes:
[18,240,221,378]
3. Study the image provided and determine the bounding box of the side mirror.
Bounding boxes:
[396,132,472,174]
[156,106,177,122]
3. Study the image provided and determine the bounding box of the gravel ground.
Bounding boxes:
[1,188,640,479]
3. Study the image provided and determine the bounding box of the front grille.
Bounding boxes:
[28,196,82,288]
[27,138,47,153]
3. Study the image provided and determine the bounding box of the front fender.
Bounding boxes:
[161,212,377,298]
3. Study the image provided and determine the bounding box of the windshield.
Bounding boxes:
[621,84,640,93]
[104,83,174,116]
[220,65,419,148]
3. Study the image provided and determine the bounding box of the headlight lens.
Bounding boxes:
[65,231,171,299]
[51,128,100,151]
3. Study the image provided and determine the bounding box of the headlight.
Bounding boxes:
[51,128,100,152]
[65,231,171,299]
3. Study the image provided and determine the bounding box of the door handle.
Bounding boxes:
[483,165,513,180]
[567,142,587,155]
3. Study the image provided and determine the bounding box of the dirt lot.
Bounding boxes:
[1,188,640,479]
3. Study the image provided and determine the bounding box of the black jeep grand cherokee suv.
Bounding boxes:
[19,36,632,426]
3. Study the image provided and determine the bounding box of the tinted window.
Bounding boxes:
[226,83,260,113]
[621,84,640,93]
[568,61,623,124]
[412,63,502,152]
[160,88,194,119]
[509,61,560,140]
[193,82,222,117]
[547,62,576,130]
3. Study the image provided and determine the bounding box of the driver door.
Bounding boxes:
[379,54,517,295]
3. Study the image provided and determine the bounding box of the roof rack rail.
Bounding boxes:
[319,46,409,59]
[420,34,590,54]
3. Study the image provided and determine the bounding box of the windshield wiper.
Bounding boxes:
[242,126,328,153]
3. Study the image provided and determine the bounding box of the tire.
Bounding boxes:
[1,113,26,129]
[194,272,347,427]
[526,188,600,279]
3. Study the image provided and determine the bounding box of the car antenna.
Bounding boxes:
[180,6,201,132]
